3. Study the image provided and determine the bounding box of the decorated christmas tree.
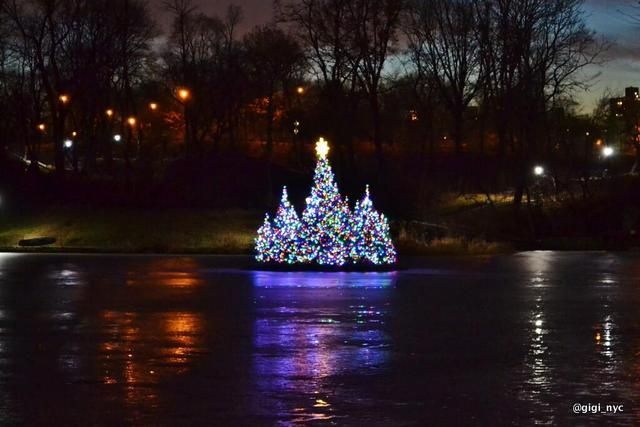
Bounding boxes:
[298,138,352,265]
[271,186,302,264]
[349,186,397,265]
[254,137,397,267]
[255,214,275,263]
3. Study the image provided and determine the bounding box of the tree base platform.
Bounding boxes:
[252,262,399,272]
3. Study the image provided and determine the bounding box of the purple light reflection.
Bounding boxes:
[249,271,396,423]
[252,270,397,289]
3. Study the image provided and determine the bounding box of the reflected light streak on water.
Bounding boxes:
[250,271,395,423]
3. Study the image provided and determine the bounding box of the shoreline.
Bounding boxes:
[0,246,634,256]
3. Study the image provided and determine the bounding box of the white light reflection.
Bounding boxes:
[519,251,554,288]
[598,314,615,359]
[0,253,21,278]
[48,264,86,287]
[519,295,554,423]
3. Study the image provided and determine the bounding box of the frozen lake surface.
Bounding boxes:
[0,252,637,425]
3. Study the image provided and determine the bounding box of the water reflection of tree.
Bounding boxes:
[249,272,394,423]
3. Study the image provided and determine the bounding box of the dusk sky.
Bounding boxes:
[150,0,640,113]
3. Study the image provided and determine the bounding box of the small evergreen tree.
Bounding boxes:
[271,186,302,263]
[350,186,397,265]
[255,214,275,263]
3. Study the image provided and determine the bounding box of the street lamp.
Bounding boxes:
[149,102,158,111]
[59,94,70,105]
[296,86,305,95]
[113,134,122,142]
[533,165,545,176]
[37,123,46,132]
[106,109,114,118]
[64,139,73,149]
[602,146,614,158]
[177,88,191,148]
[177,88,190,102]
[127,117,137,127]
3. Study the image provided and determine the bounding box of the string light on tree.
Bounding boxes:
[255,214,276,263]
[349,185,397,265]
[254,137,397,267]
[298,142,351,265]
[271,187,303,264]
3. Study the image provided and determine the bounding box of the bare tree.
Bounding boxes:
[475,0,604,206]
[406,0,480,158]
[244,25,305,203]
[347,0,405,171]
[276,0,362,169]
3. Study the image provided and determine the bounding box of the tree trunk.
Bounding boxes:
[265,90,275,206]
[371,93,384,174]
[53,114,65,175]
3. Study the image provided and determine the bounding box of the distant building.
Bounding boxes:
[610,86,639,117]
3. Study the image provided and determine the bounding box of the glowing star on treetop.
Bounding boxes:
[316,137,330,159]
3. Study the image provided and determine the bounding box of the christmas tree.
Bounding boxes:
[349,186,397,265]
[298,138,352,265]
[255,213,275,263]
[254,138,397,267]
[271,186,302,264]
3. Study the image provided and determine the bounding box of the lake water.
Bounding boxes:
[0,252,638,425]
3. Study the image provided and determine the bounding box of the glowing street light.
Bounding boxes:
[64,139,73,149]
[59,94,70,104]
[127,117,137,127]
[37,123,46,132]
[296,86,305,95]
[71,131,77,137]
[149,102,158,111]
[533,165,545,176]
[177,88,191,101]
[602,146,614,158]
[106,109,114,118]
[113,134,122,142]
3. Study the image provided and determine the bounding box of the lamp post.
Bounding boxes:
[56,93,71,173]
[177,87,191,150]
[602,146,614,178]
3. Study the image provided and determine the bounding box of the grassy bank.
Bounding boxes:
[0,207,514,256]
[0,208,259,254]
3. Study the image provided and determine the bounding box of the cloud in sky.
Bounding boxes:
[150,0,274,33]
[580,0,640,111]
